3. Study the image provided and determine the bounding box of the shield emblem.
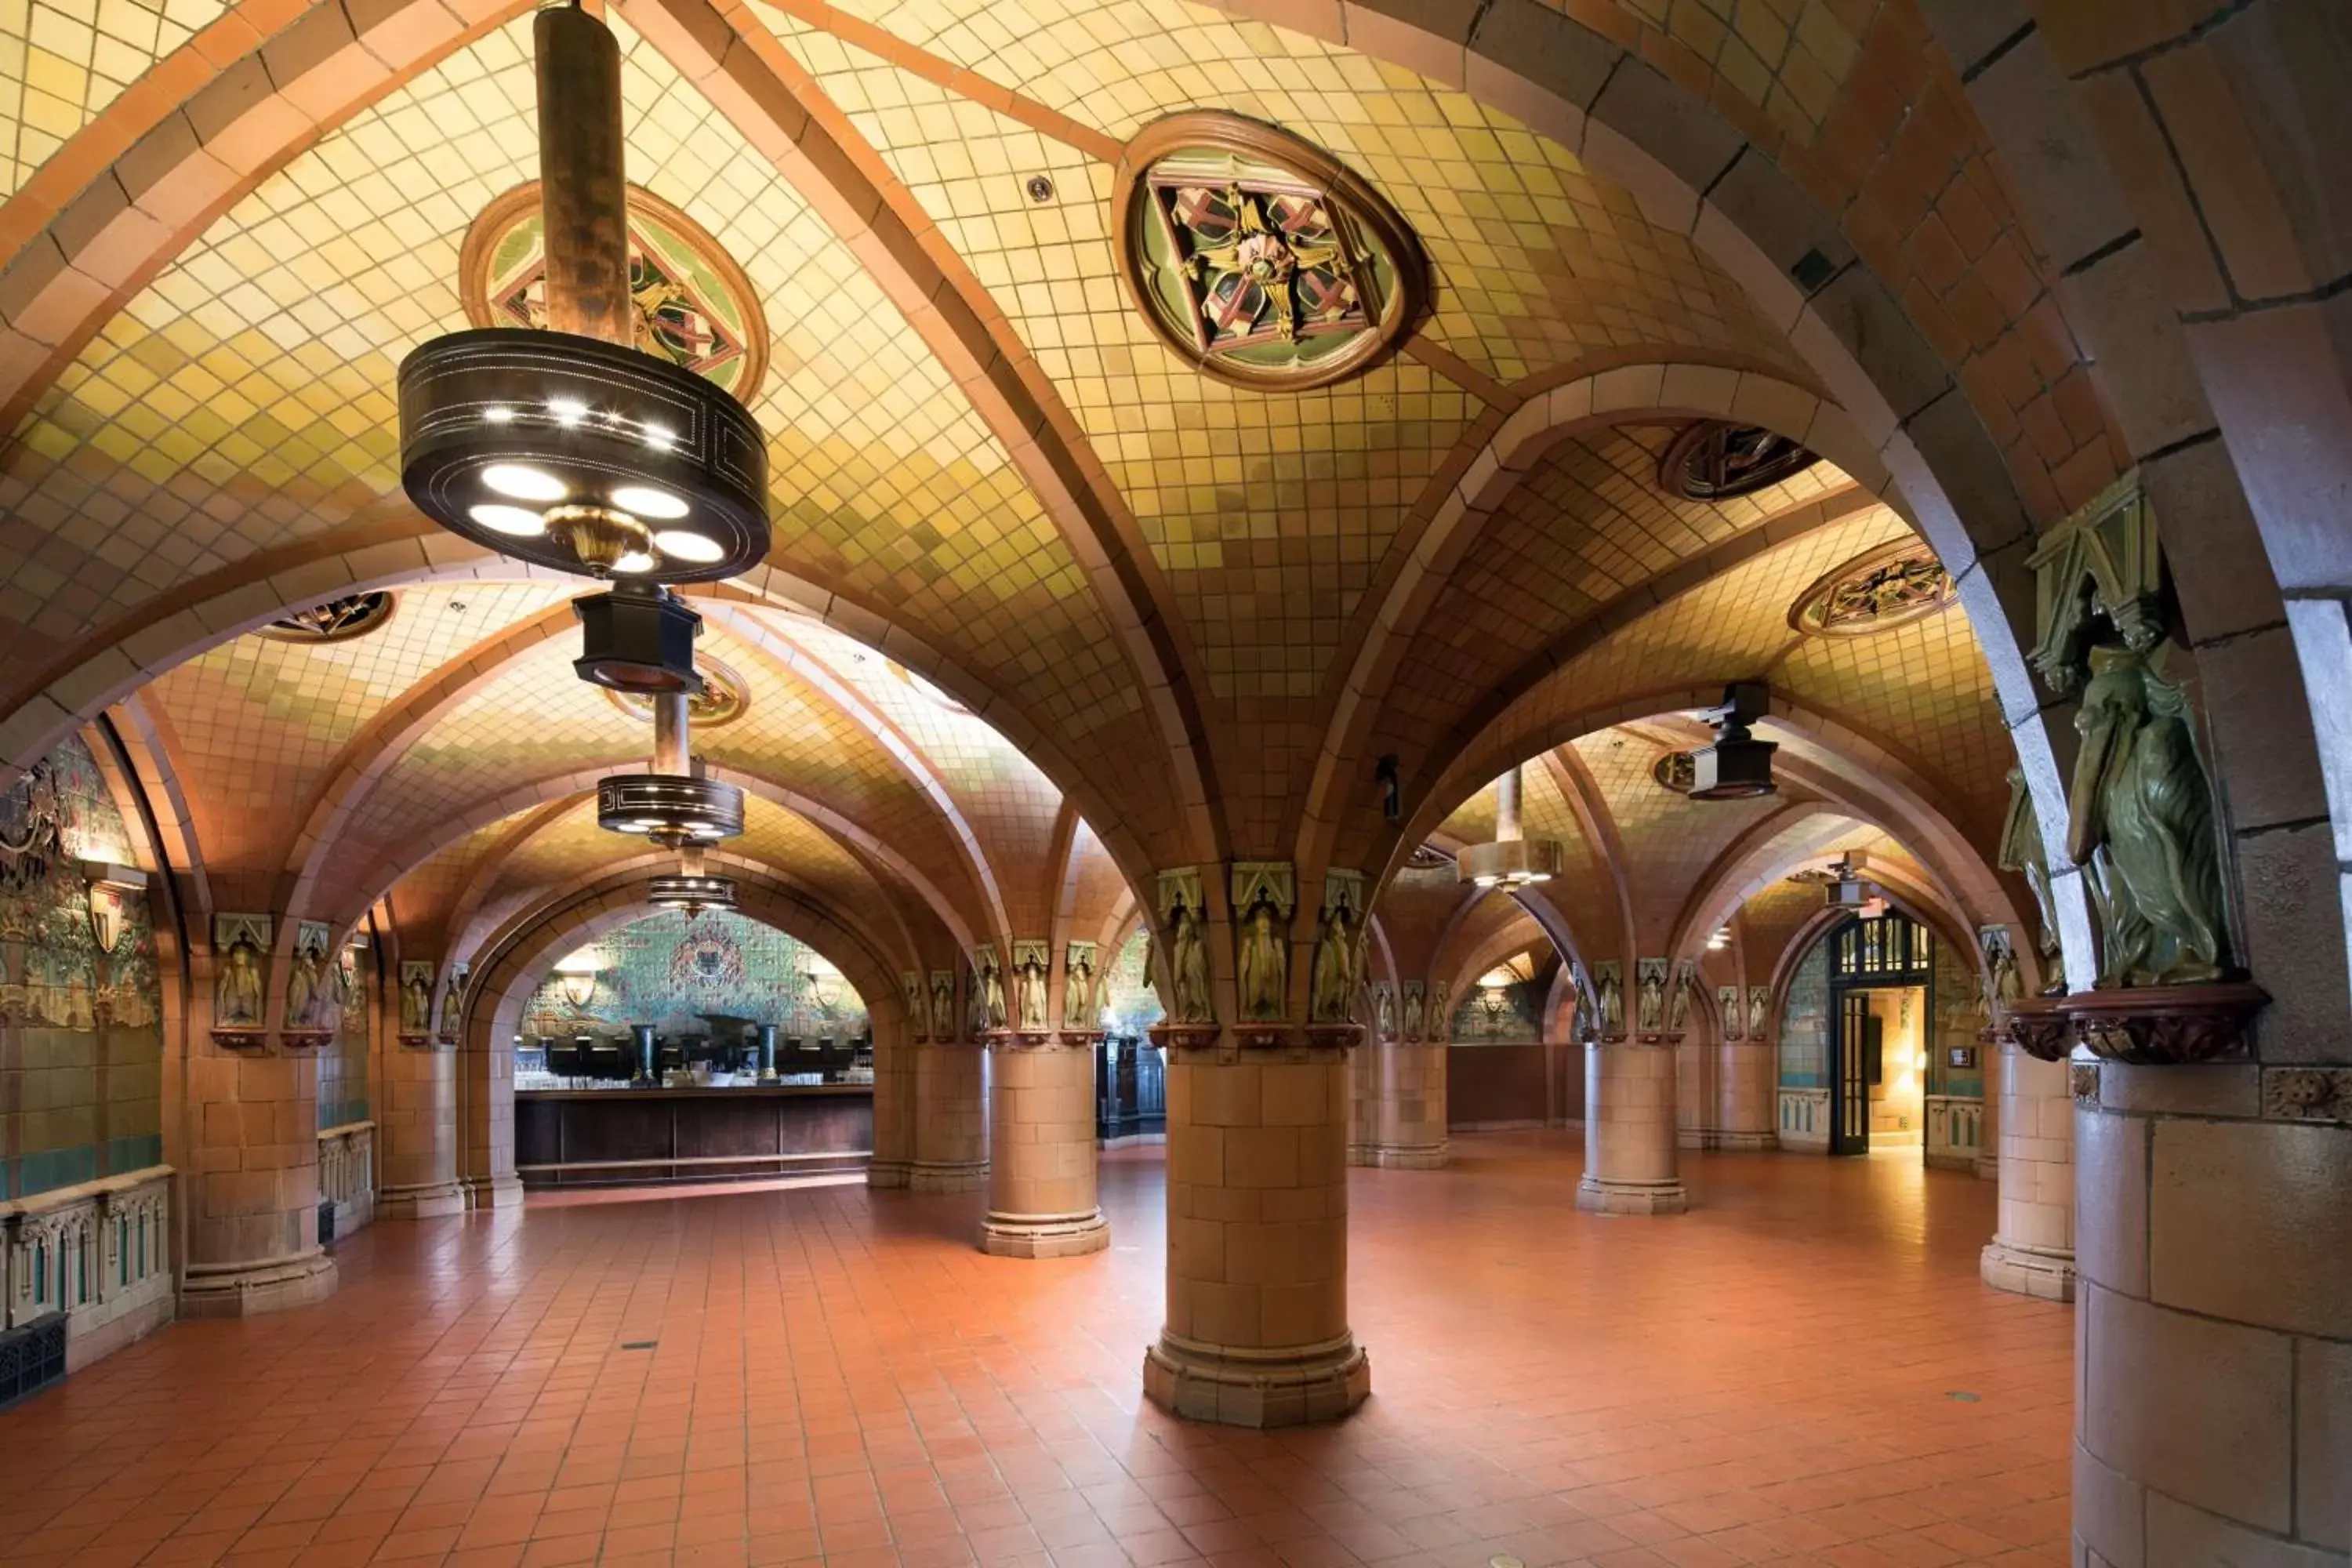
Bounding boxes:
[89,882,129,954]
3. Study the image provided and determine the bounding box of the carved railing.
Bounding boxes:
[317,1122,376,1237]
[1777,1087,1828,1149]
[1925,1094,1985,1171]
[0,1166,174,1367]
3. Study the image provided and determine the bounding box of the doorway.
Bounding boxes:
[1825,913,1934,1156]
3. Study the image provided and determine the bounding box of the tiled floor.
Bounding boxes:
[0,1134,2072,1568]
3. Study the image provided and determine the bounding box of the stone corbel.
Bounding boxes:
[1998,996,2072,1062]
[2061,982,2268,1065]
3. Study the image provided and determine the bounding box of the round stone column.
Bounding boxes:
[866,1025,916,1189]
[1348,1036,1448,1167]
[980,1032,1107,1255]
[376,1038,463,1219]
[1716,1033,1779,1149]
[908,1039,986,1192]
[1577,1039,1686,1214]
[1145,1026,1369,1427]
[1979,1040,2074,1299]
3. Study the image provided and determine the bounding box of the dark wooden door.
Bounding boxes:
[1832,992,1878,1156]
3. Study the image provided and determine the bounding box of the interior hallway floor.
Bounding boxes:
[0,1133,2072,1568]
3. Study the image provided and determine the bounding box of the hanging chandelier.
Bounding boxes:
[601,672,745,848]
[1457,764,1564,889]
[397,2,769,583]
[648,845,737,917]
[1689,681,1777,800]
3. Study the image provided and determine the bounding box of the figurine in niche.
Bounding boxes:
[1400,984,1425,1041]
[1427,982,1451,1040]
[1063,948,1096,1030]
[1668,971,1692,1033]
[1308,895,1359,1024]
[1635,964,1665,1034]
[217,937,264,1027]
[1748,985,1769,1039]
[2066,645,2232,985]
[401,967,431,1033]
[1014,949,1048,1031]
[441,969,466,1033]
[1236,891,1287,1022]
[1998,766,2067,994]
[929,973,956,1038]
[902,973,923,1029]
[1374,985,1396,1040]
[1166,891,1214,1024]
[978,956,1007,1031]
[286,943,324,1029]
[1595,966,1624,1036]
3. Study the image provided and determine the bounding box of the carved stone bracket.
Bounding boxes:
[2071,1062,2100,1103]
[985,1028,1068,1051]
[1151,1022,1224,1062]
[2000,996,2074,1062]
[396,1032,435,1051]
[278,1028,332,1053]
[210,1029,269,1052]
[2063,982,2268,1065]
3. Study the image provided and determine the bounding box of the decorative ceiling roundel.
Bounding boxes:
[1112,112,1428,390]
[605,654,751,728]
[1661,420,1821,499]
[459,182,770,405]
[1790,541,1959,638]
[1652,750,1697,795]
[258,593,397,643]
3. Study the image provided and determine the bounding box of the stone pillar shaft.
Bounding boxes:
[1577,1040,1686,1214]
[1980,1042,2074,1300]
[981,1035,1107,1256]
[908,1040,985,1191]
[376,1041,463,1220]
[1145,1031,1369,1427]
[1348,1036,1447,1167]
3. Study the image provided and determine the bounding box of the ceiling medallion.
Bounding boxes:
[1112,112,1428,390]
[257,593,397,643]
[459,181,770,405]
[397,5,770,585]
[1790,540,1958,637]
[1652,750,1697,795]
[605,654,750,728]
[1661,420,1821,499]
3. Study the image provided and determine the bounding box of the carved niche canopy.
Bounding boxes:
[461,181,771,403]
[1660,421,1821,499]
[2025,472,2165,693]
[1788,541,1958,638]
[258,593,396,643]
[1112,112,1428,390]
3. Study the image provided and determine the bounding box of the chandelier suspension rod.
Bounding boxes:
[535,1,634,347]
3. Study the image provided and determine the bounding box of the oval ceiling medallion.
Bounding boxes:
[1112,112,1428,390]
[459,182,771,405]
[1790,541,1959,638]
[605,654,751,728]
[1661,421,1822,499]
[1652,750,1697,795]
[257,593,397,643]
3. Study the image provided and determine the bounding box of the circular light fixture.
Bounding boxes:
[649,873,737,917]
[482,463,568,503]
[597,773,744,846]
[1457,840,1563,887]
[652,528,725,564]
[613,485,690,519]
[470,503,548,536]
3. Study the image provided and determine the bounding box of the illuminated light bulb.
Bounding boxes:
[1474,874,1499,888]
[482,463,567,503]
[652,528,724,564]
[613,485,690,520]
[611,547,659,575]
[469,503,547,537]
[482,405,516,423]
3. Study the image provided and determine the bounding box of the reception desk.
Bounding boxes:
[514,1084,873,1188]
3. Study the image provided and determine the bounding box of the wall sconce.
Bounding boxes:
[79,862,147,955]
[554,947,601,1010]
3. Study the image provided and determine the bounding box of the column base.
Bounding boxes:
[907,1160,987,1193]
[979,1209,1109,1258]
[1346,1141,1449,1169]
[462,1174,525,1210]
[1142,1330,1369,1428]
[377,1181,466,1220]
[1974,1152,1999,1182]
[1576,1174,1688,1214]
[866,1159,912,1190]
[1980,1239,2076,1301]
[179,1250,337,1319]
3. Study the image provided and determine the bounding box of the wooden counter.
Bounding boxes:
[514,1084,873,1187]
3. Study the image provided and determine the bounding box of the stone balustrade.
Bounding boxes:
[1925,1094,1985,1172]
[1777,1087,1828,1151]
[317,1122,376,1239]
[0,1167,175,1369]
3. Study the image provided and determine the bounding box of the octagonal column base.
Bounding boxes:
[1575,1174,1687,1215]
[1347,1140,1449,1169]
[179,1250,337,1319]
[1143,1330,1369,1428]
[908,1160,987,1193]
[980,1208,1109,1258]
[376,1180,466,1220]
[1980,1238,2076,1301]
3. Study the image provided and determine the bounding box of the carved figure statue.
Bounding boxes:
[2067,646,2231,985]
[1594,964,1623,1037]
[902,972,923,1028]
[929,971,956,1038]
[1401,982,1425,1041]
[1374,984,1396,1040]
[1717,985,1743,1040]
[1237,895,1287,1022]
[401,967,431,1033]
[978,956,1007,1031]
[1998,765,2066,993]
[285,946,323,1029]
[1635,962,1666,1033]
[1014,949,1048,1031]
[1063,947,1095,1030]
[1166,895,1214,1024]
[217,938,263,1027]
[1668,971,1692,1033]
[1978,926,2023,1026]
[1748,985,1769,1039]
[1427,982,1450,1041]
[441,967,466,1033]
[1308,899,1357,1024]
